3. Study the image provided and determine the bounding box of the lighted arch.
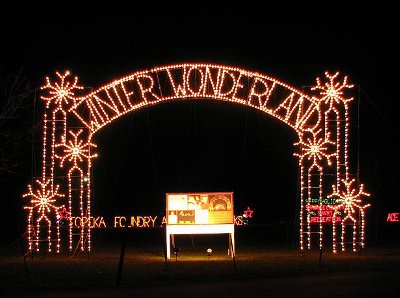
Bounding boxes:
[23,63,370,253]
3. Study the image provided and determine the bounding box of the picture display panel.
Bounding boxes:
[166,192,234,225]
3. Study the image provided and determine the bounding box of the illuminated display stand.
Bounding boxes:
[23,63,371,254]
[165,192,235,259]
[166,225,235,259]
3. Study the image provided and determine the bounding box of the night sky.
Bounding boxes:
[1,2,399,242]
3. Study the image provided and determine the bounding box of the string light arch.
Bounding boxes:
[23,63,370,253]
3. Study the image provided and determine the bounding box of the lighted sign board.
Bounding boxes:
[166,192,234,225]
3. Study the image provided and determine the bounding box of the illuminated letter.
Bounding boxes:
[82,217,89,228]
[387,213,400,222]
[114,216,119,228]
[149,216,157,227]
[234,215,243,226]
[119,81,137,108]
[248,78,275,108]
[186,67,205,96]
[75,217,81,228]
[93,93,119,117]
[274,93,299,121]
[274,93,319,130]
[217,70,236,98]
[136,216,144,228]
[232,73,247,103]
[92,216,100,228]
[130,216,137,227]
[142,216,151,227]
[167,68,187,97]
[136,74,160,102]
[161,216,167,226]
[120,216,126,227]
[99,217,106,228]
[202,66,221,97]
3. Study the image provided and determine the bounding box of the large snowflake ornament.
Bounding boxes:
[55,129,97,167]
[294,130,335,166]
[328,178,370,216]
[41,71,84,110]
[312,72,354,106]
[23,178,64,218]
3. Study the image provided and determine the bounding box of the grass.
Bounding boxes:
[2,238,400,296]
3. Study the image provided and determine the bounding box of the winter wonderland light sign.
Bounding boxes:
[23,63,371,254]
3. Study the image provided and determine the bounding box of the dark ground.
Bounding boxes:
[1,228,400,297]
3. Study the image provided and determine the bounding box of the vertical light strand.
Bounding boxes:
[332,211,337,253]
[341,219,346,251]
[27,213,32,251]
[36,219,40,252]
[336,109,342,188]
[353,219,357,252]
[80,170,85,251]
[46,217,51,252]
[318,165,323,249]
[299,154,305,250]
[87,133,93,252]
[344,103,350,181]
[307,166,312,250]
[361,210,366,248]
[67,169,74,251]
[56,217,60,253]
[41,112,48,180]
[79,167,84,251]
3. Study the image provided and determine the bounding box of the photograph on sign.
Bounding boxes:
[166,192,233,225]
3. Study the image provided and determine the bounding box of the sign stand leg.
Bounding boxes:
[229,233,237,273]
[231,232,235,257]
[163,228,168,271]
[167,233,170,259]
[171,234,175,249]
[228,233,236,258]
[228,234,230,256]
[166,230,171,259]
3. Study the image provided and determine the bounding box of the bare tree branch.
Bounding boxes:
[0,67,34,178]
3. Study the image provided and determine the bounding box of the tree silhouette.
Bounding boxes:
[0,67,34,178]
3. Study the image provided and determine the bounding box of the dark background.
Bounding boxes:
[1,2,399,246]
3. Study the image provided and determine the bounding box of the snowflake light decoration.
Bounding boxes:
[312,71,354,106]
[328,178,370,216]
[294,130,335,166]
[23,178,64,217]
[23,178,65,252]
[55,129,97,167]
[328,178,370,252]
[41,71,84,110]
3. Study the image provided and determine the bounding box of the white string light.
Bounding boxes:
[23,64,370,253]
